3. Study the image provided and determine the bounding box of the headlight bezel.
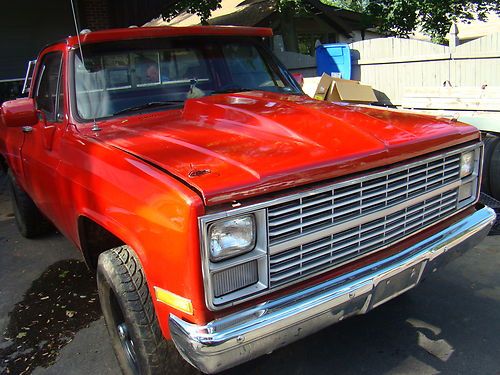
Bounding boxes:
[457,145,482,209]
[200,209,269,310]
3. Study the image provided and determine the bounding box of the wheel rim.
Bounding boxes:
[117,322,139,374]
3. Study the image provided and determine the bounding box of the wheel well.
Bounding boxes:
[482,131,500,138]
[78,216,125,270]
[0,154,7,174]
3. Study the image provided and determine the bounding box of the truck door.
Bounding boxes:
[21,50,67,226]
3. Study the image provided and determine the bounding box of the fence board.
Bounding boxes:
[402,86,500,111]
[350,33,500,105]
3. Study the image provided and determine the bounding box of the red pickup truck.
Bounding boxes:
[0,26,496,374]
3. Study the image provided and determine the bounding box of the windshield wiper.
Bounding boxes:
[211,87,256,94]
[113,100,184,116]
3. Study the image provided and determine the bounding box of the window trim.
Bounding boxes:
[33,51,64,123]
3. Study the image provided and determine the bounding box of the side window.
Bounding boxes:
[34,52,63,122]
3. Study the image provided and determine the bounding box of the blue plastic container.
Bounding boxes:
[316,43,351,80]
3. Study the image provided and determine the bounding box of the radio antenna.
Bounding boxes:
[70,0,85,63]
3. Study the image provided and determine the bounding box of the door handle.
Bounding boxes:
[22,126,33,133]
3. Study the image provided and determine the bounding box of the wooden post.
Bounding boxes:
[449,23,460,50]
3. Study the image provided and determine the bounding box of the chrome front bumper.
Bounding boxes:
[169,206,496,374]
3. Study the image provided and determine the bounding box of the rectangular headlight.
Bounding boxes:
[209,215,256,262]
[460,151,475,177]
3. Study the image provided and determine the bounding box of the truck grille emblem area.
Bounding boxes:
[266,146,480,288]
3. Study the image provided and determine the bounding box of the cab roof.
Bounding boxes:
[65,26,273,47]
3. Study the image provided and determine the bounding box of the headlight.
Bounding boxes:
[209,215,256,262]
[460,151,474,177]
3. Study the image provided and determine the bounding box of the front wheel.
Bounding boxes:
[97,245,197,375]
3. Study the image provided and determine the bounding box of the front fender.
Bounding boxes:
[56,130,210,338]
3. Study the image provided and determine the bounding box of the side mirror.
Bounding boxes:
[1,98,38,128]
[292,72,304,87]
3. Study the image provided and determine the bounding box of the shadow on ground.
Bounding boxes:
[0,260,100,374]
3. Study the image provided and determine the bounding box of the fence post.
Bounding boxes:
[449,23,460,51]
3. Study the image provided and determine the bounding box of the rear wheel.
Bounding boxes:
[7,170,52,238]
[482,135,500,200]
[488,139,500,200]
[97,245,197,375]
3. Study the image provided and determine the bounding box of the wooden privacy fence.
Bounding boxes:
[349,33,500,105]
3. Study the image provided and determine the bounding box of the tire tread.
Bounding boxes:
[98,246,197,375]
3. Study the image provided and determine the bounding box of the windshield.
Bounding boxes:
[73,37,299,120]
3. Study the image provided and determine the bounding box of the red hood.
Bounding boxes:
[87,91,478,205]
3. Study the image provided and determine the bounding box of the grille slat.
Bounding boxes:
[270,194,457,285]
[267,152,464,288]
[270,193,456,275]
[267,157,460,219]
[268,156,461,243]
[269,192,458,267]
[268,175,458,237]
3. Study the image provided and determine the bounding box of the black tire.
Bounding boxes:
[7,170,52,238]
[0,156,7,175]
[97,245,197,375]
[481,136,496,196]
[488,140,500,200]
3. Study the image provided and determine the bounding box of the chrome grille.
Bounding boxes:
[268,154,461,245]
[269,190,458,286]
[267,152,463,288]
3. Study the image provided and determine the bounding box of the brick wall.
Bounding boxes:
[79,0,174,30]
[80,0,111,30]
[0,0,74,81]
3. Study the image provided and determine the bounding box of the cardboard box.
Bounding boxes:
[314,73,377,104]
[313,73,333,101]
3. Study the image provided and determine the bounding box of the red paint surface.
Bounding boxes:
[1,98,38,128]
[0,28,480,339]
[66,26,273,47]
[0,108,5,156]
[94,91,478,205]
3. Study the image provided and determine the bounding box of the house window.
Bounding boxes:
[298,33,338,55]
